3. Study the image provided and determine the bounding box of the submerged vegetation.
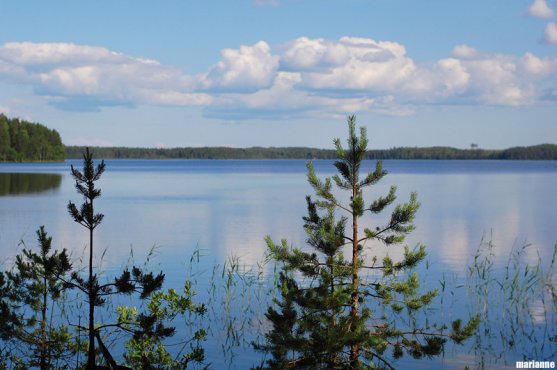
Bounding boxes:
[0,116,555,369]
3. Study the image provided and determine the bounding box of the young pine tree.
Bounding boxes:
[67,147,106,369]
[258,116,479,369]
[8,226,73,370]
[67,148,165,369]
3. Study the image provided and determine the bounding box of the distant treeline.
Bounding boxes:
[0,114,65,162]
[66,144,557,160]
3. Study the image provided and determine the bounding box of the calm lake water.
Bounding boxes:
[1,159,556,369]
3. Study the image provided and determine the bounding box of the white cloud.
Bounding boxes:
[450,42,557,108]
[528,0,554,18]
[544,22,557,44]
[436,58,470,93]
[205,71,388,120]
[200,41,279,91]
[281,37,351,70]
[221,72,306,109]
[0,42,210,110]
[202,37,430,119]
[0,42,136,66]
[521,52,557,76]
[40,66,101,95]
[1,38,556,117]
[0,105,9,115]
[453,54,538,106]
[283,37,417,92]
[452,45,479,59]
[276,37,544,107]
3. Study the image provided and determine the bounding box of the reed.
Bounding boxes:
[462,237,556,369]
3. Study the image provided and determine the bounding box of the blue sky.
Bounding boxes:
[0,0,556,149]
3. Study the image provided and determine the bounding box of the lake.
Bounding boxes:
[1,159,556,369]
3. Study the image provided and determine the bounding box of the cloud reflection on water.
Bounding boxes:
[0,160,556,278]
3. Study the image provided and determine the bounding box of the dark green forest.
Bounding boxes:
[1,113,555,162]
[0,114,65,162]
[66,143,557,160]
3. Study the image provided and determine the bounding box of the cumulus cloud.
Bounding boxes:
[276,37,548,107]
[452,45,479,59]
[283,37,415,92]
[205,71,379,120]
[202,37,556,118]
[206,72,313,119]
[200,41,279,91]
[435,58,470,93]
[521,52,557,76]
[465,57,535,106]
[0,42,211,110]
[528,0,554,18]
[281,37,351,70]
[0,42,135,66]
[1,38,556,117]
[544,22,557,44]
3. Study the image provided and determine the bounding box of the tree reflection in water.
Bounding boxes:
[0,173,62,196]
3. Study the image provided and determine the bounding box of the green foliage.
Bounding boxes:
[498,144,557,160]
[65,146,340,160]
[2,227,73,369]
[118,281,207,369]
[65,143,557,160]
[257,116,479,369]
[66,148,165,369]
[0,272,19,340]
[0,114,65,162]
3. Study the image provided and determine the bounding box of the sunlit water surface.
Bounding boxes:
[1,160,556,369]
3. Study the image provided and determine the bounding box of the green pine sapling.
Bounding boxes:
[67,148,165,369]
[257,116,479,369]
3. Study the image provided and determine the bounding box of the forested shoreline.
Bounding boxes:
[0,114,65,162]
[66,143,557,160]
[1,112,555,162]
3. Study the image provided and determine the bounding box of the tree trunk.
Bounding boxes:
[87,222,95,370]
[40,274,47,370]
[350,182,359,369]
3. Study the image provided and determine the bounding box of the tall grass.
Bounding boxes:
[115,240,557,369]
[1,238,554,369]
[181,248,272,369]
[464,237,556,369]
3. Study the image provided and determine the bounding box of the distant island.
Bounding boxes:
[66,144,557,161]
[0,114,65,162]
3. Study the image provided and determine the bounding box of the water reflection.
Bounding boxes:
[0,172,62,196]
[0,160,555,369]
